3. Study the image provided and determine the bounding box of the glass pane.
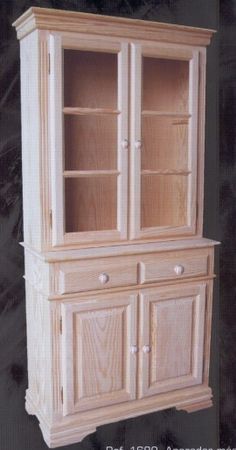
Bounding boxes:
[142,57,189,113]
[64,50,117,108]
[142,116,188,171]
[141,175,188,228]
[65,177,117,232]
[64,115,117,170]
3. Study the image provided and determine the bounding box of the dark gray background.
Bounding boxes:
[0,0,225,448]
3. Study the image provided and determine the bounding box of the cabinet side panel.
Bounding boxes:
[25,281,53,420]
[20,31,42,250]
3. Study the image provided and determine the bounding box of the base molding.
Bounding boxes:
[176,398,213,413]
[26,386,213,448]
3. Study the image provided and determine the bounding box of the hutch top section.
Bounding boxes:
[13,8,215,252]
[13,7,215,44]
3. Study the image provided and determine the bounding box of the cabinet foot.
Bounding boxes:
[176,398,213,413]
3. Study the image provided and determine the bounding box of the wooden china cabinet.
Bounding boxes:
[13,7,218,448]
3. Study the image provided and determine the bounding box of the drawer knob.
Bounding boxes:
[98,273,110,284]
[174,264,185,275]
[130,345,138,354]
[143,345,151,354]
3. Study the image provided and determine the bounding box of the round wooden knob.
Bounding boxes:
[174,264,185,275]
[98,273,110,284]
[135,140,142,150]
[122,139,129,150]
[130,345,138,354]
[143,345,151,354]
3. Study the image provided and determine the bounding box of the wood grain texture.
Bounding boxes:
[64,49,117,109]
[139,283,206,398]
[142,57,189,113]
[13,7,215,45]
[61,293,137,414]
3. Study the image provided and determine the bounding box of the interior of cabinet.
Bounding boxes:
[141,56,190,229]
[63,49,119,234]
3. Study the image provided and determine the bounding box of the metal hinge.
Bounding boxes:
[59,316,62,334]
[61,387,63,404]
[49,210,52,228]
[48,53,50,74]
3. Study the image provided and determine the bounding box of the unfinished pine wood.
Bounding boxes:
[141,174,188,228]
[64,49,117,109]
[14,7,217,448]
[65,177,117,232]
[141,116,188,171]
[139,283,206,398]
[64,114,117,171]
[61,293,137,414]
[142,57,189,113]
[139,248,209,284]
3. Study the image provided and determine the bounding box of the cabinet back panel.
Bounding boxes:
[141,174,188,228]
[141,116,188,171]
[65,177,117,232]
[64,115,117,170]
[64,50,117,109]
[142,57,189,113]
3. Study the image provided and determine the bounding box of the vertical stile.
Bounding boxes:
[188,50,199,231]
[49,34,64,246]
[130,44,142,239]
[118,43,129,239]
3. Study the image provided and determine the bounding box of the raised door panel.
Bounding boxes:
[139,283,206,398]
[49,33,128,246]
[130,43,199,240]
[61,293,137,415]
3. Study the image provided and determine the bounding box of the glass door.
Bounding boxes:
[50,34,128,246]
[130,44,199,240]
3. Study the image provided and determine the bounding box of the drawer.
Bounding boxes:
[139,249,210,284]
[56,257,137,294]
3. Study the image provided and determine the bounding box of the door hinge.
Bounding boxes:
[61,387,63,404]
[48,53,50,74]
[49,209,52,228]
[59,316,62,334]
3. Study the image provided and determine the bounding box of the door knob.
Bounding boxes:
[143,345,151,353]
[98,273,110,284]
[174,264,184,275]
[135,140,142,150]
[122,139,129,150]
[130,345,138,354]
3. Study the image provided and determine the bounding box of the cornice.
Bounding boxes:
[13,7,215,46]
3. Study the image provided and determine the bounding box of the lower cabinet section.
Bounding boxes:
[60,282,207,415]
[24,278,214,448]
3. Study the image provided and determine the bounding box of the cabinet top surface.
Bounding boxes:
[13,6,215,45]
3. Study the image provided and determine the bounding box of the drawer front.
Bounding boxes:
[139,250,209,284]
[57,258,137,294]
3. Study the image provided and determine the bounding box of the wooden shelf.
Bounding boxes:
[64,170,120,178]
[141,170,191,176]
[63,107,120,116]
[142,110,191,119]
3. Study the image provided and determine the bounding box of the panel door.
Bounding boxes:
[49,33,128,246]
[139,283,206,398]
[61,292,137,415]
[130,43,199,239]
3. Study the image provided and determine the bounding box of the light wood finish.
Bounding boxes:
[61,293,137,414]
[141,116,188,171]
[14,8,217,449]
[142,57,189,112]
[13,7,215,45]
[63,107,120,116]
[139,283,206,398]
[24,238,218,262]
[139,248,209,284]
[129,43,199,239]
[64,50,117,109]
[56,257,137,294]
